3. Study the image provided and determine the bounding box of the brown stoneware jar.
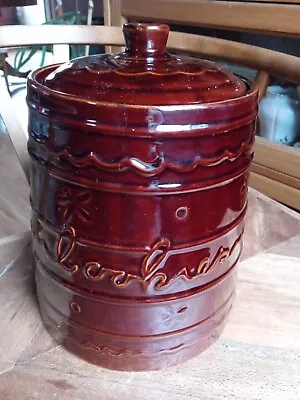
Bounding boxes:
[27,23,258,371]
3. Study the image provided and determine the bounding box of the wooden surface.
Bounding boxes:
[254,136,300,179]
[103,0,127,53]
[1,95,300,398]
[252,163,300,190]
[250,172,300,210]
[119,0,300,37]
[0,25,123,48]
[168,31,300,86]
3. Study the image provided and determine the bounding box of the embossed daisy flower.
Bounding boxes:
[56,189,91,224]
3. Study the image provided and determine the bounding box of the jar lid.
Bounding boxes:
[43,23,247,106]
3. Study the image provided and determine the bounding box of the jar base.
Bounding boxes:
[38,293,234,371]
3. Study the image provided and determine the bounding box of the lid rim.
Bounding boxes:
[29,65,255,110]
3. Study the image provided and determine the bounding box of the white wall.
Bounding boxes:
[17,0,46,25]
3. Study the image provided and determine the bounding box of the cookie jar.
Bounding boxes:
[27,23,258,370]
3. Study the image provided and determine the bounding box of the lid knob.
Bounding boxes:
[123,23,169,57]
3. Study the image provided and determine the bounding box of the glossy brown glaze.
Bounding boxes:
[27,23,258,370]
[43,23,246,105]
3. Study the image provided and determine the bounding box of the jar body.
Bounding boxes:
[28,64,257,370]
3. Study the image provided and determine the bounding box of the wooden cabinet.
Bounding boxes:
[105,0,300,37]
[104,0,300,209]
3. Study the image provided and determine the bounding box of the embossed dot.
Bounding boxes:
[176,207,188,219]
[70,302,81,313]
[178,306,188,314]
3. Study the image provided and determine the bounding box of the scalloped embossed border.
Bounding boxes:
[81,340,185,357]
[53,138,254,177]
[84,65,218,77]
